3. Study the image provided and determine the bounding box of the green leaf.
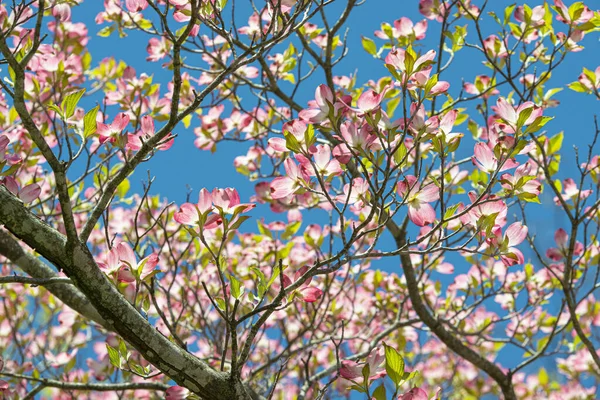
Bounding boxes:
[230,274,243,299]
[106,344,122,369]
[383,343,405,386]
[387,96,400,117]
[504,4,516,25]
[84,105,99,139]
[116,178,130,199]
[61,89,85,119]
[548,132,563,155]
[281,221,302,240]
[118,339,128,358]
[47,104,64,118]
[304,124,316,148]
[284,132,301,153]
[97,25,114,37]
[568,81,589,93]
[214,297,226,312]
[372,384,387,400]
[539,367,549,385]
[361,36,377,56]
[443,203,460,220]
[516,107,533,129]
[524,116,553,134]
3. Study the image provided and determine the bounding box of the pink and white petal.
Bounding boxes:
[496,97,517,125]
[158,134,175,150]
[315,84,333,109]
[113,113,130,131]
[339,360,362,380]
[501,248,524,266]
[554,228,568,249]
[356,90,382,112]
[140,115,155,136]
[436,262,454,274]
[173,203,199,225]
[397,175,418,198]
[298,108,327,123]
[203,213,223,229]
[546,248,563,261]
[117,268,136,283]
[300,286,323,302]
[270,177,297,199]
[268,137,288,152]
[473,143,496,172]
[417,183,439,202]
[294,265,311,285]
[408,202,436,226]
[197,188,213,213]
[399,387,429,400]
[2,176,19,195]
[140,254,159,280]
[19,183,41,203]
[505,222,528,247]
[116,242,137,269]
[165,386,190,400]
[439,110,457,133]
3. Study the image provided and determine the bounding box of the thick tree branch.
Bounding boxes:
[0,186,249,400]
[0,228,108,328]
[0,371,170,392]
[392,218,517,400]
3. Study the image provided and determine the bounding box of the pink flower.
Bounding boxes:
[483,35,508,58]
[270,158,309,199]
[578,66,600,91]
[397,175,439,226]
[472,142,519,174]
[299,84,335,123]
[375,17,428,40]
[127,115,174,151]
[459,192,508,228]
[297,145,342,177]
[554,0,593,25]
[166,386,190,400]
[211,187,255,215]
[494,97,542,132]
[97,113,130,144]
[546,228,583,260]
[1,177,41,203]
[385,48,436,76]
[463,75,499,99]
[340,347,386,381]
[338,177,370,208]
[333,122,377,163]
[419,0,449,22]
[174,188,220,228]
[299,286,323,303]
[514,5,545,25]
[277,266,323,303]
[500,222,528,266]
[238,13,261,37]
[147,37,170,62]
[52,3,71,21]
[553,178,592,205]
[399,387,429,400]
[125,0,148,12]
[352,88,388,113]
[500,162,541,198]
[115,242,160,281]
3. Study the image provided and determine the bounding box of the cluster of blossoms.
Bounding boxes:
[1,0,600,399]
